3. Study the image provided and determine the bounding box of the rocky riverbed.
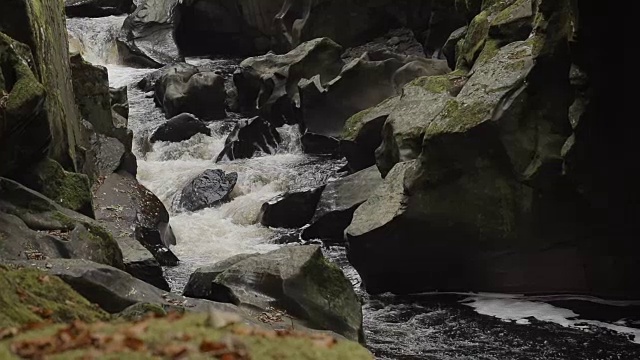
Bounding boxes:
[0,0,637,359]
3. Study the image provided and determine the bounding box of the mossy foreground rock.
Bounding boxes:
[0,178,124,269]
[0,266,107,328]
[0,312,372,359]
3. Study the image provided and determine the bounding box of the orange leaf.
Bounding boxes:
[123,336,146,351]
[199,340,227,353]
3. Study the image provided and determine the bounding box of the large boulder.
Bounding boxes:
[183,246,364,342]
[137,62,198,92]
[0,265,108,328]
[301,53,449,138]
[234,37,345,116]
[258,186,324,228]
[216,116,282,162]
[93,172,178,267]
[0,33,50,178]
[117,0,182,67]
[150,113,212,143]
[301,167,382,242]
[178,169,238,212]
[0,0,82,172]
[346,1,638,298]
[341,28,425,62]
[154,66,227,120]
[0,178,124,269]
[65,0,134,18]
[93,173,169,290]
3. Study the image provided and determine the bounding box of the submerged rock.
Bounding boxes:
[301,167,383,243]
[150,113,212,143]
[117,0,182,67]
[183,246,364,342]
[259,187,325,229]
[216,116,281,162]
[178,169,238,212]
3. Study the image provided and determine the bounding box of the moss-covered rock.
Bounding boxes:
[185,246,364,343]
[17,158,93,217]
[0,312,373,359]
[0,0,82,171]
[0,177,124,269]
[0,265,108,328]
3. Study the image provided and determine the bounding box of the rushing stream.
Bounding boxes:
[67,16,640,360]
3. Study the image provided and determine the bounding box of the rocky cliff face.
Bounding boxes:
[343,0,636,298]
[0,0,81,172]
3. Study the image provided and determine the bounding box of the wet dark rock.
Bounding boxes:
[178,169,238,212]
[0,178,124,269]
[184,246,363,342]
[150,113,212,143]
[259,187,325,229]
[154,65,227,120]
[301,133,340,156]
[94,172,178,268]
[116,0,182,67]
[110,86,129,120]
[65,0,134,17]
[137,63,198,92]
[216,116,282,162]
[301,166,382,243]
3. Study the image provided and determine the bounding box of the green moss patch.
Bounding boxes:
[0,266,108,328]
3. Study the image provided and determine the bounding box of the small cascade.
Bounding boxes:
[66,15,126,65]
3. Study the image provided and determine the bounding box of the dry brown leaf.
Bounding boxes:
[157,344,190,359]
[37,275,50,283]
[123,336,146,351]
[199,340,227,353]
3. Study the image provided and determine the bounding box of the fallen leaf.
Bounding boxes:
[123,336,146,351]
[37,275,50,283]
[199,340,227,353]
[157,344,189,359]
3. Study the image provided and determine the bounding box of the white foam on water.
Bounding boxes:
[463,294,640,344]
